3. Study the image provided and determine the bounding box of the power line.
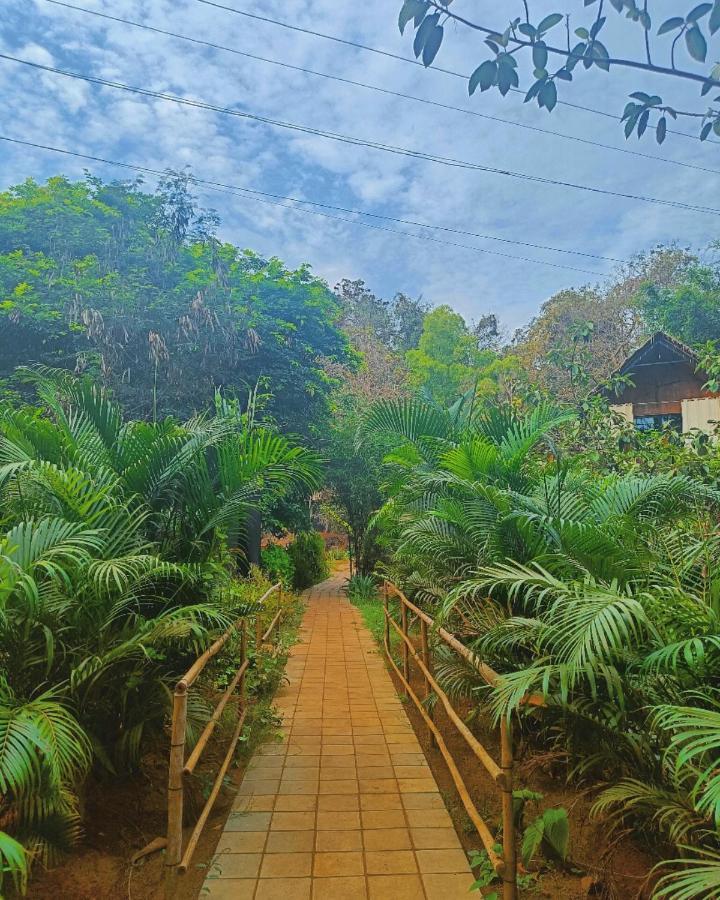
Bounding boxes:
[40,0,720,178]
[192,0,712,145]
[0,134,611,276]
[2,53,719,219]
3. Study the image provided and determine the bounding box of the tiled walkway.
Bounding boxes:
[203,573,476,899]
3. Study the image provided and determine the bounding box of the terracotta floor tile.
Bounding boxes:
[313,851,364,877]
[315,810,361,830]
[208,574,475,899]
[202,878,257,899]
[317,794,359,811]
[216,831,266,853]
[265,831,315,854]
[270,811,316,831]
[273,795,316,812]
[254,877,311,900]
[314,829,363,852]
[401,793,445,810]
[363,827,411,851]
[367,874,425,899]
[415,848,470,873]
[422,873,478,898]
[225,810,272,832]
[211,853,262,879]
[260,852,312,878]
[364,850,417,875]
[311,876,367,899]
[359,793,402,811]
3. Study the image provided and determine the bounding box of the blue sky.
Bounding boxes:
[1,0,718,333]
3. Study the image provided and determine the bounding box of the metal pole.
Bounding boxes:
[165,683,188,898]
[500,717,517,900]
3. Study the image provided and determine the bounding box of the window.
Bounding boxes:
[634,414,682,432]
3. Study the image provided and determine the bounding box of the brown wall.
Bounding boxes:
[616,361,709,406]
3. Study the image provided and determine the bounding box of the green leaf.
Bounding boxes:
[687,3,713,21]
[518,23,536,37]
[521,816,545,868]
[537,12,564,33]
[590,15,606,37]
[422,24,443,66]
[541,808,570,862]
[656,115,667,143]
[699,121,712,139]
[710,1,720,34]
[413,12,439,58]
[497,61,519,95]
[686,24,708,61]
[575,26,589,38]
[539,79,558,110]
[532,40,548,69]
[657,16,685,34]
[469,59,497,95]
[592,40,610,70]
[398,0,428,34]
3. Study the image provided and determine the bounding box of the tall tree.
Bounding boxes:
[0,174,353,438]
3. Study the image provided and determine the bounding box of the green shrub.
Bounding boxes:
[288,531,329,589]
[261,544,295,587]
[345,573,378,603]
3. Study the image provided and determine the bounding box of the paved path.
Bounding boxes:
[203,573,476,899]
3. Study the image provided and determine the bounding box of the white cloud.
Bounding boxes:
[0,0,717,330]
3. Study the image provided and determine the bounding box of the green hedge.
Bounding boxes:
[260,544,295,587]
[288,531,329,589]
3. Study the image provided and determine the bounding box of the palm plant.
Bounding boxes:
[0,370,321,887]
[366,392,720,898]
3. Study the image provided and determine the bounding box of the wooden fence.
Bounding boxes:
[383,580,518,900]
[163,582,284,897]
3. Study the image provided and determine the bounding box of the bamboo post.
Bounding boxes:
[383,582,390,653]
[500,717,517,900]
[255,612,262,653]
[165,683,188,898]
[239,621,247,701]
[400,597,410,683]
[420,618,435,748]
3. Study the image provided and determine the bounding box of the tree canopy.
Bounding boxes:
[0,174,353,438]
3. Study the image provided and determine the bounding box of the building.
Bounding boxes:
[603,332,720,433]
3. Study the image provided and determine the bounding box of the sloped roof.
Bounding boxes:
[613,331,698,376]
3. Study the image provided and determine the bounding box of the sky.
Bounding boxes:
[0,0,718,333]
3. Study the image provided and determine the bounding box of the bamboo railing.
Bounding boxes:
[163,582,284,897]
[383,580,518,900]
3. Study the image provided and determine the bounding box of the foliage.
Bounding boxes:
[0,371,319,885]
[639,261,720,345]
[397,1,720,144]
[345,573,379,603]
[0,174,353,437]
[260,543,295,588]
[406,305,512,406]
[287,531,329,589]
[365,389,720,895]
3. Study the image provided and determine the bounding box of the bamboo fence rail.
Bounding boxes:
[163,582,284,897]
[383,579,519,900]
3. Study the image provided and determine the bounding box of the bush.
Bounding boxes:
[288,531,329,589]
[261,544,295,587]
[345,573,378,603]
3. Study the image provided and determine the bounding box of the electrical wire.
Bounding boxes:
[192,0,713,144]
[39,0,720,177]
[2,52,718,218]
[0,134,613,276]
